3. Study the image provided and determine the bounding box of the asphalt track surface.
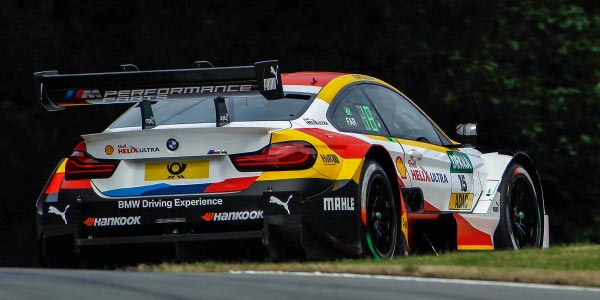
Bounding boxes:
[0,269,599,300]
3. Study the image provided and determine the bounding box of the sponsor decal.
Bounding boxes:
[105,145,114,155]
[351,74,375,81]
[320,153,340,165]
[449,193,474,210]
[201,210,263,222]
[145,160,209,181]
[263,65,279,91]
[480,180,498,201]
[219,113,230,123]
[447,151,473,173]
[345,117,358,127]
[118,198,223,209]
[269,195,292,215]
[451,173,474,195]
[207,149,227,155]
[83,216,141,227]
[166,162,187,179]
[66,86,255,103]
[65,89,102,100]
[48,205,70,224]
[407,157,449,184]
[396,156,407,179]
[410,169,448,183]
[166,138,179,151]
[144,115,156,127]
[323,197,355,211]
[457,174,468,192]
[303,118,329,126]
[407,159,417,168]
[155,218,186,224]
[117,144,159,154]
[356,105,380,132]
[343,107,353,116]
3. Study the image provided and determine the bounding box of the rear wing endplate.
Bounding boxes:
[34,60,284,111]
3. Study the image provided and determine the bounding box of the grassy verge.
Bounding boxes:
[132,244,600,287]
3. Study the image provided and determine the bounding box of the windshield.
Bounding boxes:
[109,93,315,128]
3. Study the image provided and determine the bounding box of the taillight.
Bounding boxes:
[65,141,119,180]
[230,141,317,172]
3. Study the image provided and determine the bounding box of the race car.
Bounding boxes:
[34,60,549,266]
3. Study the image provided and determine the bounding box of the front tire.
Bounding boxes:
[494,163,543,249]
[359,159,398,258]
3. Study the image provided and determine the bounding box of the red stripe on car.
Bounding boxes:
[203,176,259,193]
[295,128,371,159]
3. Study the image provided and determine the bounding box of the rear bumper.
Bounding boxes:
[38,178,364,260]
[77,230,262,247]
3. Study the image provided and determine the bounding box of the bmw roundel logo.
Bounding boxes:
[166,138,179,151]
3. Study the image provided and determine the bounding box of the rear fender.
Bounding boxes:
[364,145,409,254]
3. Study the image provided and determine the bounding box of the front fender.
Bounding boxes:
[481,151,549,248]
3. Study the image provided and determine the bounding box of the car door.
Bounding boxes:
[363,85,474,212]
[328,85,410,188]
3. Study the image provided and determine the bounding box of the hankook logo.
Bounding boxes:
[83,216,141,227]
[201,211,263,222]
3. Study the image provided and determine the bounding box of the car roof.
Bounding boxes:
[281,72,346,87]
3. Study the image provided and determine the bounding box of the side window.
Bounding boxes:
[330,86,387,135]
[363,85,445,145]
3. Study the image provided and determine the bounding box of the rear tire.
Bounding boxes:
[494,163,543,249]
[359,160,398,258]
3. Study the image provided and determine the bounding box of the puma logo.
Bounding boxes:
[269,195,292,215]
[270,65,279,83]
[48,205,70,224]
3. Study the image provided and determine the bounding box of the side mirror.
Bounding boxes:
[456,123,477,136]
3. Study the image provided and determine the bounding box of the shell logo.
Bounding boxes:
[105,145,114,155]
[396,156,407,179]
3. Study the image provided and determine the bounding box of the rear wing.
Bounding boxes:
[34,60,284,111]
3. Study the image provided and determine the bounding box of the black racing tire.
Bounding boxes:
[494,163,544,249]
[359,159,398,258]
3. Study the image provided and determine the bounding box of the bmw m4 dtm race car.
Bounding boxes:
[34,60,549,266]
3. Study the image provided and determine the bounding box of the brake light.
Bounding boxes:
[230,142,317,172]
[65,141,119,180]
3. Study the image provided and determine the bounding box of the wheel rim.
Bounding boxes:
[366,174,397,258]
[507,174,541,248]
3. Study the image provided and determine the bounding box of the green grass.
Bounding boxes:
[132,244,600,287]
[368,244,600,270]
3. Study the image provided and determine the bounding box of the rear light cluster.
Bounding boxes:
[230,141,317,172]
[65,141,119,180]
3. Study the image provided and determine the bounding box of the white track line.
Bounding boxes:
[230,271,600,292]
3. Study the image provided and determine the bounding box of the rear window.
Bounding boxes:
[109,93,314,128]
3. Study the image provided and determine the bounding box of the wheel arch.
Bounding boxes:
[364,145,402,209]
[363,145,409,255]
[483,150,549,249]
[508,152,546,214]
[483,151,546,215]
